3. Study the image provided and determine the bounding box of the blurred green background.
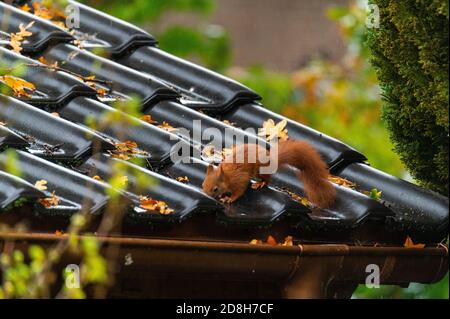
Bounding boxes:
[83,0,448,299]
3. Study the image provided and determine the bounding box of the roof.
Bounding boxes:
[0,0,448,247]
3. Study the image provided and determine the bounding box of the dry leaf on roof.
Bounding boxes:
[141,115,158,124]
[223,120,236,126]
[9,21,35,53]
[93,175,102,181]
[404,236,425,249]
[258,119,289,142]
[55,230,63,236]
[109,140,148,160]
[158,121,178,132]
[0,75,36,98]
[139,196,174,215]
[328,175,356,189]
[34,180,48,191]
[176,176,190,184]
[284,189,314,208]
[251,180,267,190]
[38,191,60,208]
[19,4,31,12]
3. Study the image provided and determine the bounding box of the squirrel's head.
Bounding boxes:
[202,164,232,200]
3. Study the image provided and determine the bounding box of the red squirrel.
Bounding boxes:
[202,140,336,208]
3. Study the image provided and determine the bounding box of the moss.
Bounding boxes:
[367,0,449,194]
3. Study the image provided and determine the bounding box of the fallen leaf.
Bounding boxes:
[51,112,60,117]
[19,4,31,12]
[251,180,267,190]
[249,239,263,245]
[139,196,174,215]
[34,180,48,191]
[282,236,294,246]
[328,175,356,189]
[223,120,236,126]
[109,140,148,160]
[266,235,278,246]
[93,175,102,181]
[9,21,35,53]
[38,191,60,208]
[176,176,190,184]
[141,115,158,124]
[158,121,178,132]
[258,119,289,142]
[0,75,36,98]
[369,188,382,201]
[55,230,63,236]
[404,236,425,249]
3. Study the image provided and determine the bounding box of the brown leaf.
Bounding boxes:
[141,115,158,124]
[251,180,267,190]
[93,175,102,181]
[139,196,174,215]
[9,21,35,53]
[158,121,178,132]
[38,191,60,208]
[266,235,278,246]
[328,175,357,189]
[404,236,425,249]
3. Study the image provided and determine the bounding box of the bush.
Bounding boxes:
[367,0,449,195]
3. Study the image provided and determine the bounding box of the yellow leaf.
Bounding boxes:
[158,121,178,132]
[282,236,294,246]
[176,176,190,184]
[0,75,36,98]
[258,119,289,141]
[34,180,48,191]
[139,196,174,215]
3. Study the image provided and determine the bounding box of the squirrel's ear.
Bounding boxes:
[207,164,215,174]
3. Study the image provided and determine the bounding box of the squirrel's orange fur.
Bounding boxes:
[202,140,336,208]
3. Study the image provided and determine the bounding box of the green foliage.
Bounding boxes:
[367,0,449,195]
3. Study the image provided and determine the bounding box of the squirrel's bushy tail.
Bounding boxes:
[277,140,336,208]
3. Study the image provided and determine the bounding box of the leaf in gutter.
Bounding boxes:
[38,191,60,208]
[328,175,357,189]
[282,236,294,246]
[251,180,267,190]
[249,239,263,245]
[266,235,278,246]
[19,4,31,12]
[404,236,425,249]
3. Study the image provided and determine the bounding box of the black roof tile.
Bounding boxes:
[0,0,447,243]
[338,163,449,241]
[0,95,114,162]
[60,97,191,167]
[41,43,179,109]
[0,46,97,106]
[146,100,268,150]
[79,154,220,224]
[68,0,157,56]
[0,170,44,210]
[0,122,29,149]
[119,46,261,111]
[0,2,74,54]
[0,149,129,216]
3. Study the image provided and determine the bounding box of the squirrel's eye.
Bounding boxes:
[213,186,219,193]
